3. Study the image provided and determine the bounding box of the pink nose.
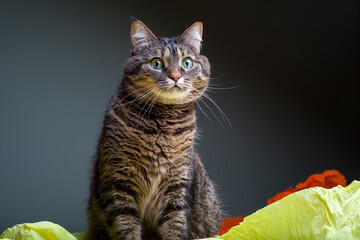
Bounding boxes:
[167,68,181,82]
[169,74,181,82]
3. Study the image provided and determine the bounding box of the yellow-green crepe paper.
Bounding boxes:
[199,180,360,240]
[1,181,359,240]
[0,222,76,240]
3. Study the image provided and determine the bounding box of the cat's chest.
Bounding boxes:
[142,132,194,160]
[138,171,166,226]
[137,159,189,226]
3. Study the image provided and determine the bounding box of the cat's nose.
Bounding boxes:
[169,74,181,82]
[168,70,182,82]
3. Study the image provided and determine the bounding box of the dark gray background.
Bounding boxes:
[1,0,359,233]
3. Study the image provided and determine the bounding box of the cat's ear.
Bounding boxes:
[180,22,203,53]
[131,20,159,55]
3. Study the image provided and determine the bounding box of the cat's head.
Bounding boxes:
[122,20,210,105]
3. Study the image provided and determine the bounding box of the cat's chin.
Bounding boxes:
[157,89,192,105]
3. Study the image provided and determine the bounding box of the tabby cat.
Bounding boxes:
[88,20,222,240]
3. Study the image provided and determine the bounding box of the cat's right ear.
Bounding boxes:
[131,20,159,55]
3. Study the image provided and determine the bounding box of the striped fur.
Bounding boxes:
[88,20,222,240]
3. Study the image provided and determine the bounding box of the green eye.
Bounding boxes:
[182,58,193,69]
[151,58,164,70]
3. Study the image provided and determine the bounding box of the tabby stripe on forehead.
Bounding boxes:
[163,46,171,59]
[175,46,183,57]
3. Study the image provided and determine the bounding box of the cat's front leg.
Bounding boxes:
[158,187,189,240]
[106,206,142,240]
[97,179,142,240]
[158,205,188,240]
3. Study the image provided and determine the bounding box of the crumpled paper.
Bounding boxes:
[217,169,348,236]
[0,221,76,240]
[267,169,347,205]
[199,180,360,240]
[2,181,359,240]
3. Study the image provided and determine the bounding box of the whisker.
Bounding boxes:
[114,84,139,95]
[202,92,233,129]
[207,84,243,90]
[137,90,160,125]
[198,97,224,128]
[208,74,224,80]
[192,87,224,128]
[192,86,233,129]
[110,86,151,113]
[130,88,157,110]
[111,86,153,112]
[146,90,161,119]
[194,98,214,124]
[204,89,217,94]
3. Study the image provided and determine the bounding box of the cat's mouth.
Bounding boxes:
[170,85,184,92]
[162,82,186,93]
[153,79,194,104]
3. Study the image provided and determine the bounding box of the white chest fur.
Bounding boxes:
[139,172,164,227]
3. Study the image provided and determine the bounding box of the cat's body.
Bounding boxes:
[88,20,222,240]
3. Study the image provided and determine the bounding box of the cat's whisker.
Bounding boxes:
[202,92,233,130]
[116,84,137,94]
[112,86,154,112]
[207,84,243,90]
[127,89,158,121]
[129,88,157,109]
[208,74,224,80]
[146,90,162,119]
[137,90,160,125]
[192,87,232,129]
[114,92,156,123]
[143,90,161,120]
[137,92,155,122]
[110,85,151,113]
[191,87,224,128]
[194,97,214,124]
[204,89,217,94]
[198,96,224,128]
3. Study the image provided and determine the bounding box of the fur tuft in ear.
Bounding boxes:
[180,22,203,53]
[131,20,159,54]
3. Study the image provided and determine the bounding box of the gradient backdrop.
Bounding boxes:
[1,0,359,233]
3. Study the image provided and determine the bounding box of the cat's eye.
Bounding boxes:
[151,58,164,70]
[182,58,193,69]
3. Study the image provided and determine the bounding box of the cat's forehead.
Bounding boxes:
[137,37,197,61]
[157,37,196,57]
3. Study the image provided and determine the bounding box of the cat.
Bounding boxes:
[87,19,222,240]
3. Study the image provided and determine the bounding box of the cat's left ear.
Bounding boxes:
[180,22,203,53]
[131,20,159,55]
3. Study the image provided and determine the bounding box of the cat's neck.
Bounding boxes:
[109,92,196,136]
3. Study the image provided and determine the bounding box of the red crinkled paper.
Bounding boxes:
[267,169,346,205]
[217,216,246,236]
[217,169,347,236]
